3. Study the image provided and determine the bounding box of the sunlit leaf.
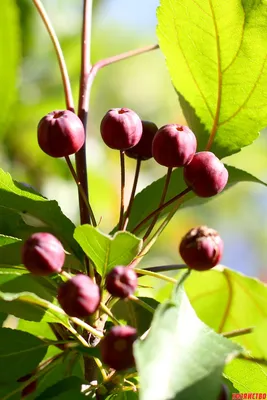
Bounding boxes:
[157,0,267,158]
[74,225,142,276]
[135,283,241,400]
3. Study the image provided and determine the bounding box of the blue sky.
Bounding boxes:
[97,0,159,39]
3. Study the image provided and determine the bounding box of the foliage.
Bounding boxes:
[0,0,267,399]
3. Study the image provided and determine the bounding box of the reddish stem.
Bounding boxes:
[143,167,173,240]
[118,151,126,230]
[75,0,93,226]
[132,187,191,235]
[122,158,142,231]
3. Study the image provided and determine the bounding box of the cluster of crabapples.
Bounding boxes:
[20,107,226,374]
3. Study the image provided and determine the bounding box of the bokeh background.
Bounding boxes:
[2,0,267,280]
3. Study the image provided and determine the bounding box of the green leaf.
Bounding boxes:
[183,268,267,358]
[36,377,87,400]
[157,0,267,158]
[126,165,266,233]
[225,357,267,392]
[35,353,84,398]
[74,225,142,276]
[0,0,20,136]
[0,290,68,324]
[0,169,82,261]
[157,268,267,392]
[0,328,48,382]
[17,320,62,361]
[0,235,22,266]
[112,297,159,336]
[134,284,241,400]
[0,269,67,323]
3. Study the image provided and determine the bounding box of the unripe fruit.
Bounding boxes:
[152,124,197,167]
[179,226,223,271]
[17,373,37,398]
[57,274,101,317]
[183,151,228,197]
[100,108,142,150]
[106,266,137,298]
[21,233,65,276]
[38,110,85,157]
[100,325,137,370]
[125,120,158,160]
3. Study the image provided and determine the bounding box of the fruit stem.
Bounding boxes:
[94,357,108,381]
[122,158,142,230]
[130,190,191,267]
[143,264,187,273]
[143,167,173,240]
[132,187,191,235]
[118,151,126,230]
[86,44,159,96]
[32,0,74,112]
[100,302,121,326]
[67,323,91,347]
[128,295,155,314]
[65,156,97,226]
[134,267,178,284]
[75,0,93,228]
[222,327,254,339]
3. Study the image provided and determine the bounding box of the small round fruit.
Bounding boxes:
[100,325,137,370]
[183,151,228,197]
[100,108,142,150]
[38,110,85,157]
[17,373,37,398]
[21,233,65,276]
[57,274,101,317]
[106,266,137,298]
[152,124,197,167]
[125,120,158,160]
[179,226,223,271]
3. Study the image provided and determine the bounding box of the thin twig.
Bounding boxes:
[86,44,159,98]
[143,167,173,240]
[75,0,93,227]
[132,187,191,235]
[222,327,254,339]
[134,267,177,284]
[122,158,142,230]
[143,264,187,273]
[32,0,74,111]
[65,156,96,226]
[129,295,155,314]
[118,151,126,230]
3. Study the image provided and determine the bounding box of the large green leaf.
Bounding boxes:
[157,268,267,390]
[0,0,20,136]
[157,268,267,357]
[74,225,142,276]
[134,284,241,400]
[185,268,267,357]
[0,169,82,260]
[0,267,67,323]
[225,357,267,392]
[0,328,48,382]
[157,0,267,158]
[125,165,266,234]
[36,377,87,400]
